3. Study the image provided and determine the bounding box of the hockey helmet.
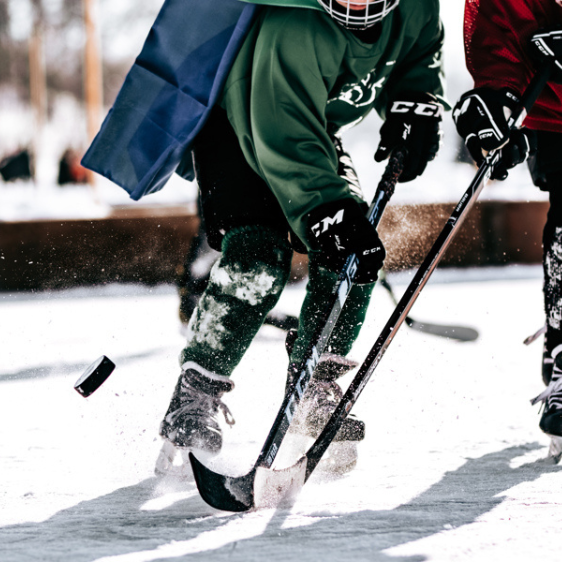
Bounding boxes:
[317,0,400,29]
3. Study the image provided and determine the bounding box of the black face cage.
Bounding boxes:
[316,0,400,30]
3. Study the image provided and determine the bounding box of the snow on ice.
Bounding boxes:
[2,269,562,562]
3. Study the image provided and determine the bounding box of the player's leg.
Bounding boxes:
[528,131,562,454]
[285,255,375,442]
[285,136,376,445]
[159,108,292,455]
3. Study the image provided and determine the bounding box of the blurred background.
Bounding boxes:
[0,0,169,197]
[0,1,550,292]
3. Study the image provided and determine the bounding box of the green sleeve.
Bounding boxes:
[375,2,449,117]
[224,10,356,249]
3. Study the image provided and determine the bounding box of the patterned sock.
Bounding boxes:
[180,225,292,376]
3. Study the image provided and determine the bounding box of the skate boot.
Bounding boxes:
[284,353,364,475]
[285,329,365,442]
[156,362,235,476]
[531,345,562,462]
[287,355,365,442]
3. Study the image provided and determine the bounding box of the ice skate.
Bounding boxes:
[285,330,365,442]
[155,440,197,479]
[531,346,562,464]
[156,362,235,476]
[547,436,562,464]
[288,359,365,442]
[285,331,364,474]
[290,357,364,474]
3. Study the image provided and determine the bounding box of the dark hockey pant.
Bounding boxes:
[528,130,562,360]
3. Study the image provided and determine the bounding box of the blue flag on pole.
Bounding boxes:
[82,0,258,201]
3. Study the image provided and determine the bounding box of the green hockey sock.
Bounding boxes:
[289,256,375,366]
[180,225,293,376]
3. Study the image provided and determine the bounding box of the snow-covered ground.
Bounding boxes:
[2,266,562,562]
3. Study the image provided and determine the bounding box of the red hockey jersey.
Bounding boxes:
[464,0,562,131]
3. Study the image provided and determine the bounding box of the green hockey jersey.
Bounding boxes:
[221,0,447,248]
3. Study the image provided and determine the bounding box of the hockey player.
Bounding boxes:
[452,0,562,453]
[156,0,446,462]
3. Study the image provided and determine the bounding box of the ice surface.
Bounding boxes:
[2,267,562,562]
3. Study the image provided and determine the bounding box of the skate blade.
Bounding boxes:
[548,435,562,464]
[155,440,217,480]
[155,441,192,479]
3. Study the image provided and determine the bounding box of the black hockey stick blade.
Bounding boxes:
[189,453,307,511]
[189,453,256,512]
[405,318,479,342]
[378,274,479,342]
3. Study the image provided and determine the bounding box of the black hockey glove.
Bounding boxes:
[375,92,442,183]
[530,28,562,83]
[306,198,385,285]
[453,87,533,180]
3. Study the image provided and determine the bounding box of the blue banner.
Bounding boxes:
[82,0,258,200]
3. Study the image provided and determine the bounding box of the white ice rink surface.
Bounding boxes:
[2,268,562,562]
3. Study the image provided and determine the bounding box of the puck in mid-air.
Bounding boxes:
[74,356,116,397]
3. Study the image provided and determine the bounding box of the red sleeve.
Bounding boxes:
[463,0,562,132]
[464,0,545,94]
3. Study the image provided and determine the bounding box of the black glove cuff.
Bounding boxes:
[457,87,521,111]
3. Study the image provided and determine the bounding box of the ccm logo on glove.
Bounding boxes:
[389,100,442,117]
[307,199,385,285]
[362,246,382,256]
[311,209,344,237]
[375,92,442,183]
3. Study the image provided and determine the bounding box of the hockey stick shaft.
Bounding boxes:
[524,324,546,346]
[303,66,552,479]
[254,151,405,469]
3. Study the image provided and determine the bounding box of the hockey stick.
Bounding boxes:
[189,151,405,512]
[378,272,479,342]
[524,324,546,346]
[263,310,299,332]
[295,65,552,484]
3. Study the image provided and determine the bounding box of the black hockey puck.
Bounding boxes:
[74,356,116,397]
